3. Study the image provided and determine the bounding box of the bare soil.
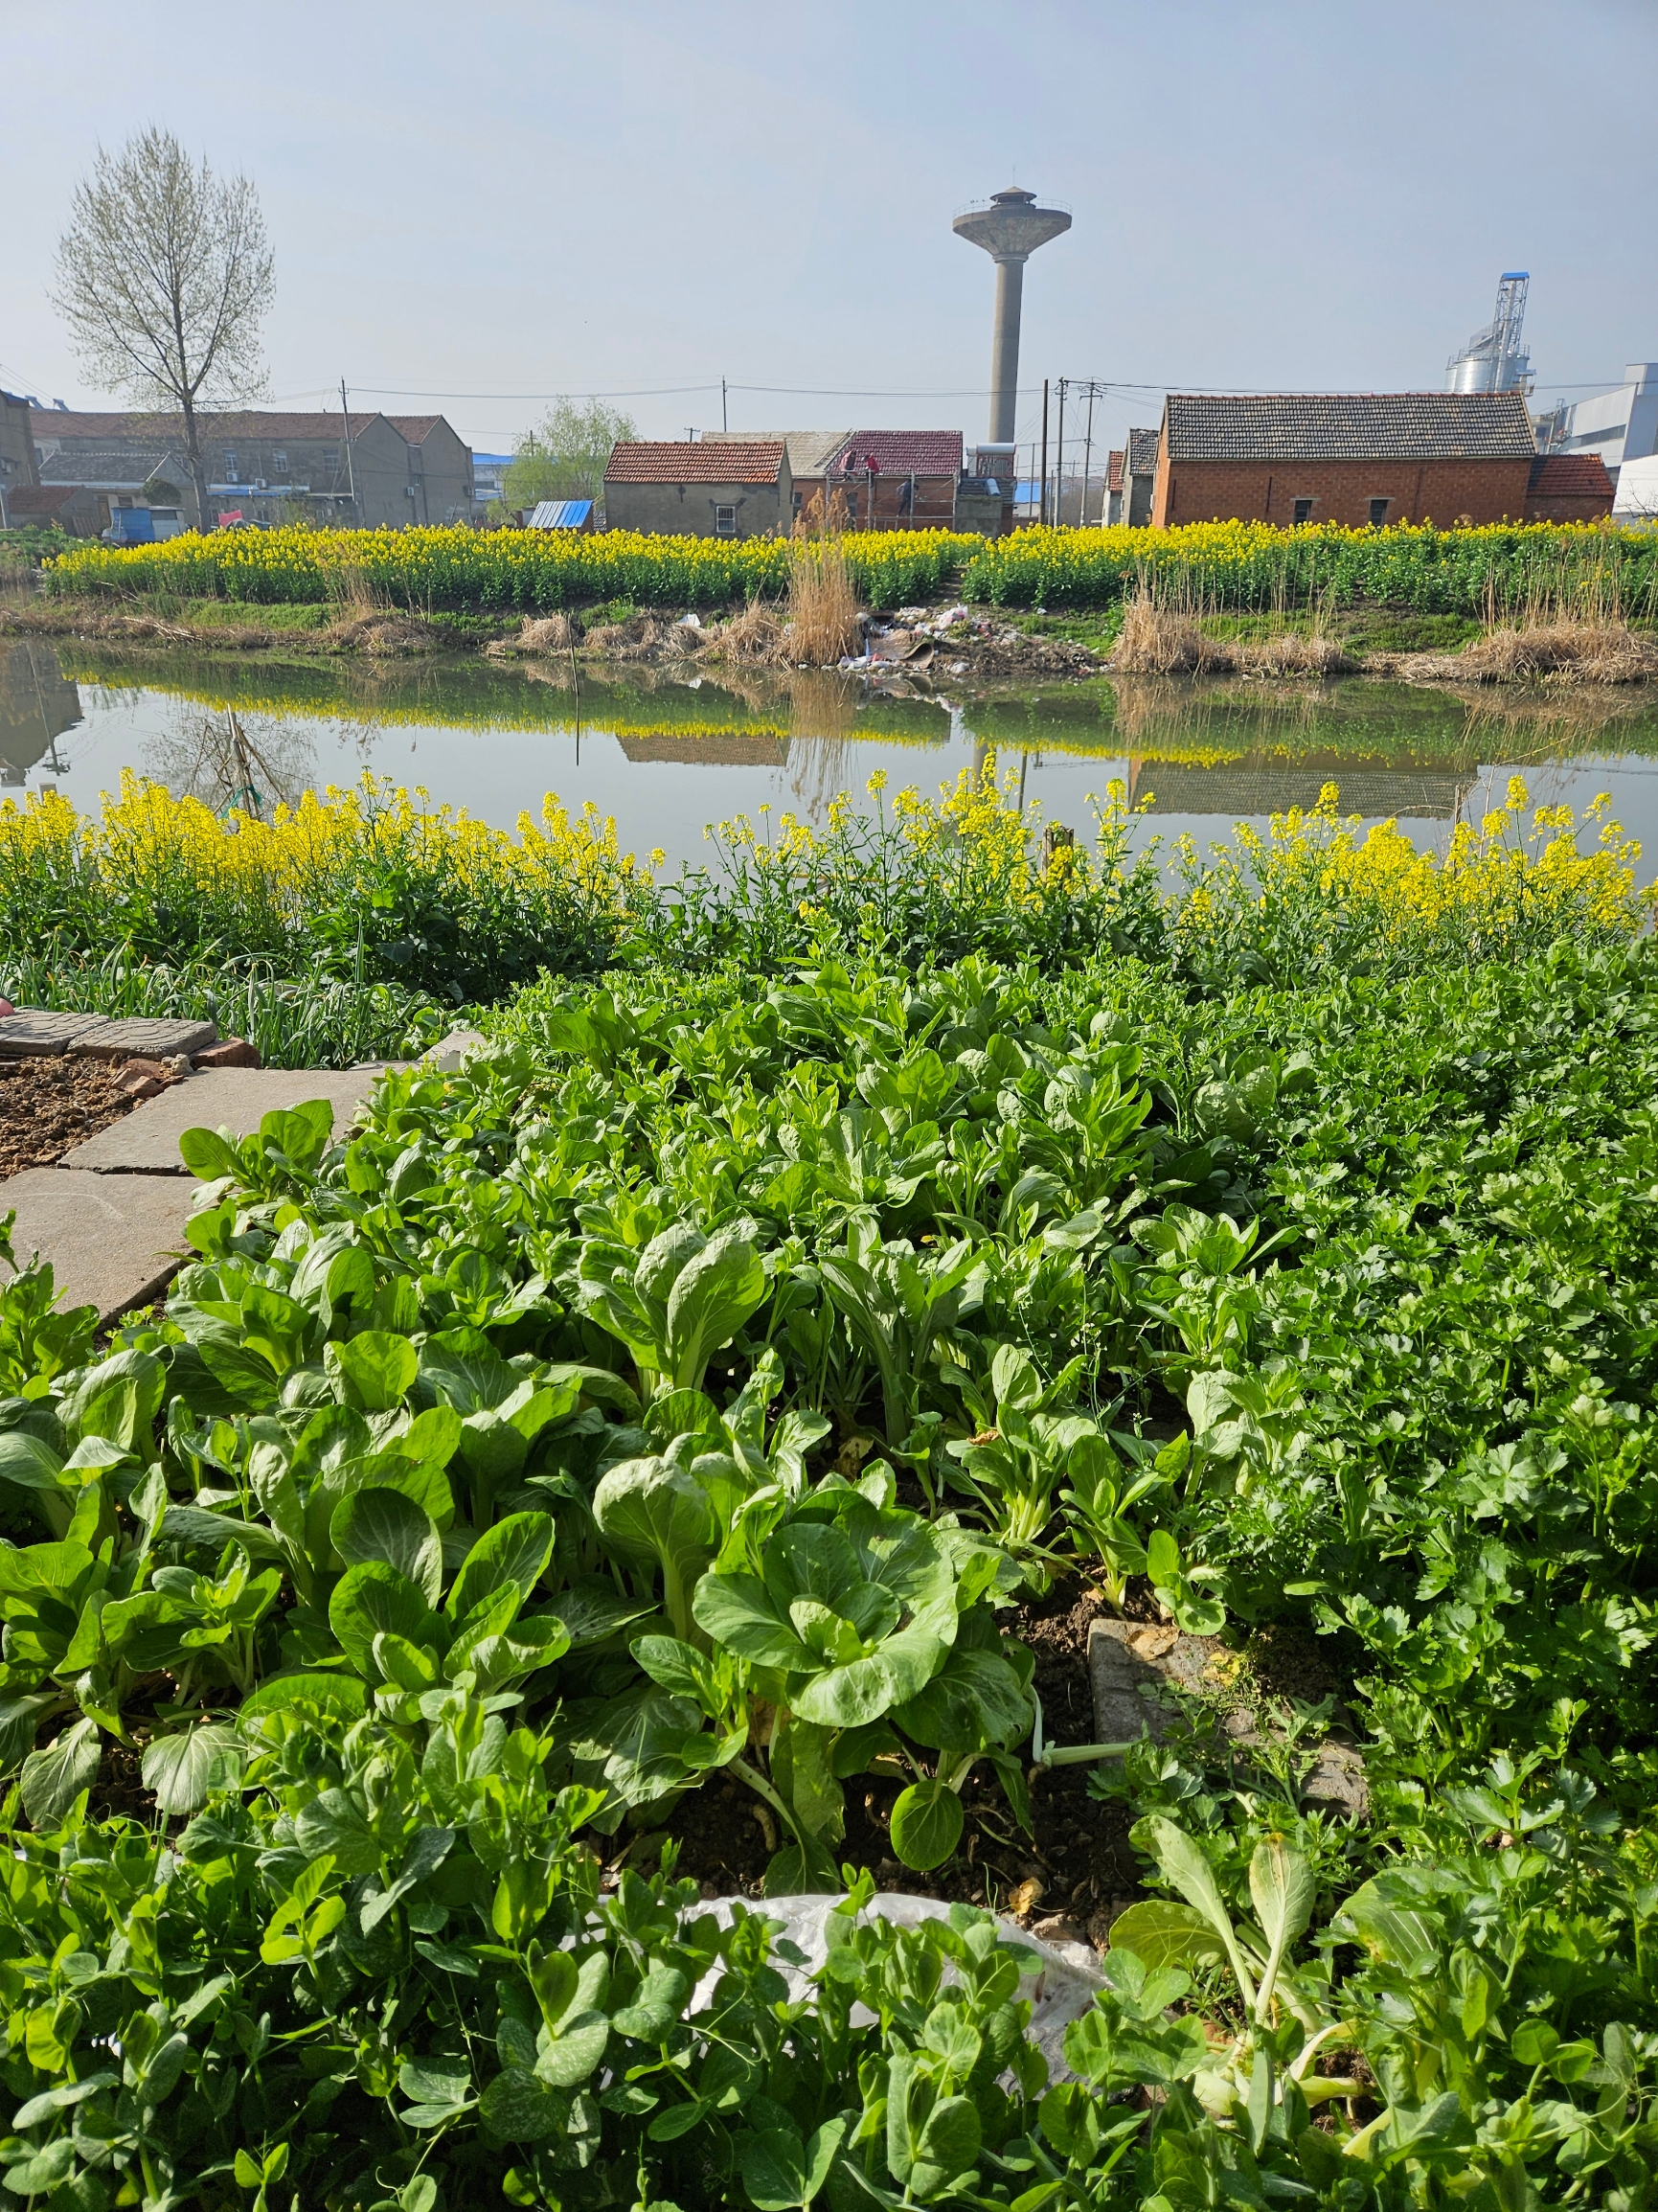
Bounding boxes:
[0,1055,143,1174]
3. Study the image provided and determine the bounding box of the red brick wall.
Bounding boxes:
[1151,451,1535,529]
[1524,490,1614,523]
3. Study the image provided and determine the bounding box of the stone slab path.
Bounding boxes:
[0,1169,199,1323]
[60,1064,398,1174]
[0,1011,111,1060]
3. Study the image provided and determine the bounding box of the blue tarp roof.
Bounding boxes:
[528,498,593,529]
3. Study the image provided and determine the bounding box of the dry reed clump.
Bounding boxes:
[1109,588,1235,675]
[1233,631,1357,677]
[323,613,440,655]
[1403,618,1658,687]
[486,612,583,657]
[786,539,860,665]
[710,600,787,666]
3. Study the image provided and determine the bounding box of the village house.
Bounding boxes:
[29,408,476,530]
[0,390,38,524]
[1105,449,1124,526]
[602,441,792,537]
[1523,452,1615,522]
[1149,391,1540,529]
[1122,427,1160,527]
[827,431,964,529]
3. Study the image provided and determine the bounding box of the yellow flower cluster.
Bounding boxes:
[0,769,649,936]
[44,524,982,616]
[1180,777,1653,957]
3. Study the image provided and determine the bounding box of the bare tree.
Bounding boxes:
[54,128,275,532]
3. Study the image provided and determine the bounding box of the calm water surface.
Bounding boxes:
[6,639,1658,876]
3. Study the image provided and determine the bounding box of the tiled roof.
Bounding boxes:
[1106,448,1124,491]
[1528,452,1614,496]
[833,431,963,476]
[3,486,81,515]
[605,441,784,484]
[700,431,849,477]
[32,409,383,443]
[385,415,445,445]
[1125,428,1160,477]
[1165,390,1537,462]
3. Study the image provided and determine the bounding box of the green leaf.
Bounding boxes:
[479,2066,568,2143]
[1107,1900,1224,1973]
[329,1562,440,1679]
[326,1331,418,1412]
[890,1778,965,1871]
[447,1510,556,1621]
[261,1098,335,1170]
[238,1671,369,1726]
[609,1962,690,2042]
[177,1126,243,1181]
[331,1486,443,1605]
[141,1724,241,1815]
[1139,1816,1257,2010]
[294,1786,382,1877]
[663,1221,767,1389]
[20,1716,102,1825]
[1249,1834,1315,2008]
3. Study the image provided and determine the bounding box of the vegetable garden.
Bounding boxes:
[1,765,1657,2206]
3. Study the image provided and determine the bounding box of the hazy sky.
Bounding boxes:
[4,0,1655,466]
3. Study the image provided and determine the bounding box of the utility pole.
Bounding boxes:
[1081,381,1097,525]
[339,379,358,522]
[1056,377,1068,527]
[1039,379,1050,527]
[721,377,728,432]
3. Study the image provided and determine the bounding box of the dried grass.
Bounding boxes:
[1110,583,1234,675]
[714,601,787,666]
[1233,631,1357,677]
[1403,618,1658,687]
[486,612,582,658]
[786,539,859,665]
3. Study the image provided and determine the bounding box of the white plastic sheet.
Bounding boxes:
[687,1892,1103,2080]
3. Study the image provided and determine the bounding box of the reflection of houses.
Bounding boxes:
[0,642,82,786]
[1124,756,1483,820]
[615,731,789,766]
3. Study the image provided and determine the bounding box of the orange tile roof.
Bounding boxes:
[605,441,784,484]
[1528,452,1614,496]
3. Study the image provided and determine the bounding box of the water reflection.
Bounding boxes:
[0,640,82,787]
[19,644,1658,871]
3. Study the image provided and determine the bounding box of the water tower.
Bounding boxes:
[953,186,1072,443]
[1446,272,1533,394]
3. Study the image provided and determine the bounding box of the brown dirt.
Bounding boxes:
[0,1055,142,1174]
[650,1573,1150,1945]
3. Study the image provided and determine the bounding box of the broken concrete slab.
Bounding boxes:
[0,1168,197,1322]
[1087,1617,1367,1815]
[69,1016,218,1061]
[57,1064,395,1174]
[422,1028,489,1073]
[0,1010,110,1060]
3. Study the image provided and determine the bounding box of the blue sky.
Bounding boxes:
[3,0,1654,467]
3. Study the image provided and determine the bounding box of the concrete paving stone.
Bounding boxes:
[0,1010,111,1060]
[58,1064,396,1174]
[422,1028,490,1073]
[69,1017,218,1061]
[0,1169,198,1323]
[1086,1617,1367,1813]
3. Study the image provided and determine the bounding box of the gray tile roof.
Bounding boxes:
[1165,390,1536,463]
[1125,427,1160,477]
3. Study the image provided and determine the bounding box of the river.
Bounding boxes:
[6,639,1658,876]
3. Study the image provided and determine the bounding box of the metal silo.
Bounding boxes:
[1446,273,1533,394]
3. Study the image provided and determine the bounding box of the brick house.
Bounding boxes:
[1123,428,1159,527]
[30,409,475,529]
[1523,453,1614,522]
[1105,449,1124,525]
[603,441,792,537]
[1150,391,1538,529]
[828,432,963,529]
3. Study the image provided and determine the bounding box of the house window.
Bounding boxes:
[223,453,238,483]
[1292,497,1313,524]
[1369,497,1390,526]
[714,504,738,536]
[274,449,288,474]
